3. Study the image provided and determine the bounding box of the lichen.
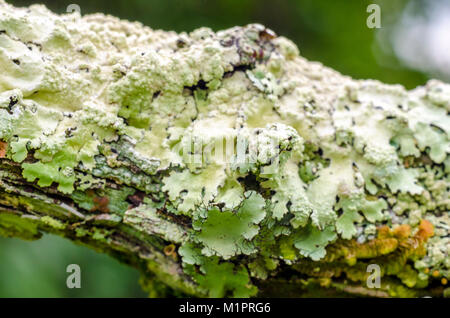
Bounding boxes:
[0,1,448,297]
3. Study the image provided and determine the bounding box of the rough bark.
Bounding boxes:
[0,1,448,297]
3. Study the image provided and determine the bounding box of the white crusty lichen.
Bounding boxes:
[0,1,448,297]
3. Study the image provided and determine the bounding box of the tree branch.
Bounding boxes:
[0,1,448,297]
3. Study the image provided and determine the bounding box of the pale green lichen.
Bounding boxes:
[0,1,448,297]
[193,191,266,259]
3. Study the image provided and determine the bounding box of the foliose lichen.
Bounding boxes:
[0,1,448,297]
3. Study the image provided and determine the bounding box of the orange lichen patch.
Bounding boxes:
[377,220,433,244]
[424,268,430,274]
[442,278,448,285]
[91,196,110,213]
[305,219,436,289]
[432,270,440,278]
[393,224,411,239]
[377,225,391,239]
[163,244,177,260]
[0,141,7,158]
[163,244,175,256]
[416,219,434,241]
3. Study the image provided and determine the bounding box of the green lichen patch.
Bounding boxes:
[179,242,257,297]
[193,191,266,259]
[0,1,448,297]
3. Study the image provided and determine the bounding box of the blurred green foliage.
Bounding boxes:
[1,0,433,297]
[0,235,146,297]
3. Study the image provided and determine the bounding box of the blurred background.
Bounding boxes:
[1,0,448,297]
